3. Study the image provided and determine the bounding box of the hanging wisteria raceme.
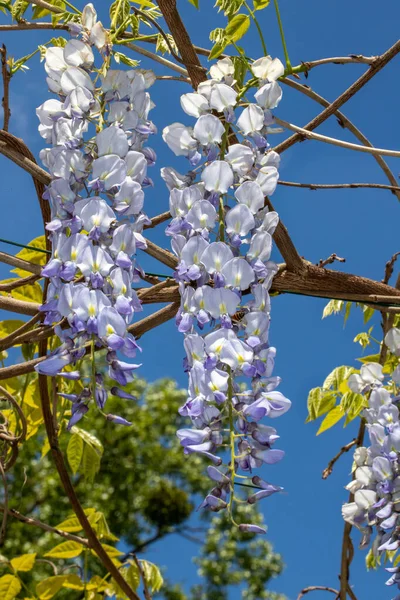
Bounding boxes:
[35,3,156,428]
[161,55,291,532]
[342,328,400,598]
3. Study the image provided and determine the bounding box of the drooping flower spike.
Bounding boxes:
[36,3,156,428]
[162,54,291,532]
[342,329,400,595]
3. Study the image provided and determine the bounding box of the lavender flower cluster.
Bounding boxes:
[342,328,400,597]
[161,56,291,532]
[35,4,156,428]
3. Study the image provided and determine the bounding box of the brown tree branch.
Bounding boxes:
[274,116,400,158]
[0,251,42,275]
[322,439,357,480]
[0,296,40,316]
[0,45,11,131]
[0,274,40,292]
[0,506,89,547]
[0,313,41,352]
[279,181,400,193]
[280,78,400,200]
[383,252,400,285]
[297,586,339,600]
[274,40,400,155]
[0,22,67,31]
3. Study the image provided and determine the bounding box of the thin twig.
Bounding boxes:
[0,251,42,275]
[144,211,172,229]
[0,313,41,352]
[297,586,339,600]
[279,181,400,193]
[322,439,357,480]
[0,44,11,131]
[293,54,377,74]
[124,42,188,76]
[382,252,400,285]
[281,78,400,201]
[132,555,152,600]
[318,254,346,268]
[0,506,90,547]
[0,22,67,31]
[0,462,8,545]
[274,39,400,155]
[274,116,400,158]
[25,0,64,14]
[0,274,40,292]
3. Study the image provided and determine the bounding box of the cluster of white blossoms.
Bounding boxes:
[161,55,291,531]
[35,4,157,427]
[342,328,400,596]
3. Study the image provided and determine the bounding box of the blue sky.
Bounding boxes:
[1,0,400,598]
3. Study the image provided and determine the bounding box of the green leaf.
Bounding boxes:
[141,560,164,593]
[55,508,96,533]
[323,366,354,391]
[10,552,36,572]
[11,0,29,21]
[357,353,380,364]
[70,426,103,455]
[0,574,21,600]
[354,332,371,349]
[253,0,270,9]
[155,33,178,55]
[232,56,248,87]
[322,298,344,318]
[0,320,25,346]
[209,27,226,43]
[366,547,380,570]
[216,0,245,17]
[109,0,130,28]
[344,301,352,325]
[31,1,65,19]
[225,14,250,43]
[62,574,84,590]
[36,576,68,600]
[188,0,199,7]
[90,544,123,559]
[82,443,101,482]
[363,305,375,324]
[317,405,344,435]
[342,391,366,424]
[11,235,47,277]
[67,433,84,475]
[306,387,336,421]
[44,541,83,559]
[125,563,140,590]
[209,41,228,60]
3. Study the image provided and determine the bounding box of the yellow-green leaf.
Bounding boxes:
[36,576,68,600]
[90,544,123,559]
[306,387,336,421]
[11,235,47,277]
[253,0,270,8]
[209,40,228,60]
[188,0,199,6]
[141,560,163,593]
[55,508,96,533]
[322,366,354,391]
[317,406,344,435]
[67,433,84,475]
[70,427,103,455]
[0,320,25,346]
[10,552,36,572]
[0,574,22,600]
[225,13,250,43]
[82,443,101,483]
[322,299,343,319]
[62,574,84,590]
[44,540,83,559]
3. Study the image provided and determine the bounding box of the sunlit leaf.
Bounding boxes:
[225,14,250,43]
[323,366,354,391]
[141,560,164,593]
[253,0,270,9]
[10,552,36,572]
[67,433,84,475]
[82,443,101,482]
[306,387,336,421]
[56,508,96,533]
[317,405,344,435]
[36,576,68,600]
[322,299,343,319]
[0,320,25,346]
[0,574,22,600]
[44,541,83,559]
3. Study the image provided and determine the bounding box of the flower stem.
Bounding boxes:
[244,1,267,56]
[227,368,239,526]
[273,0,292,72]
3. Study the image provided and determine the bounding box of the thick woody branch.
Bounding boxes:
[274,39,400,154]
[143,239,177,269]
[0,296,39,316]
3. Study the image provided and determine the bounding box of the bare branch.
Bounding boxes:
[281,78,400,200]
[0,313,41,352]
[322,439,357,480]
[383,252,400,285]
[0,22,67,31]
[274,39,400,155]
[318,254,346,268]
[279,181,400,193]
[144,211,172,229]
[0,296,40,317]
[294,54,377,73]
[0,274,40,292]
[143,239,178,269]
[297,586,339,600]
[124,42,188,76]
[0,505,90,547]
[0,251,42,275]
[0,44,11,131]
[274,116,400,158]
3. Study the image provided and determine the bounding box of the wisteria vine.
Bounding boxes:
[35,4,156,428]
[342,328,400,597]
[161,55,291,532]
